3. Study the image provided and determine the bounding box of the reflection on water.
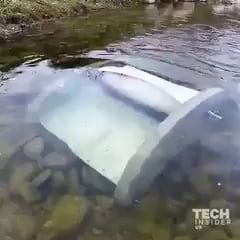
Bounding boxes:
[1,1,240,240]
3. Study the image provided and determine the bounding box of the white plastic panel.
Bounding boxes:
[40,75,159,184]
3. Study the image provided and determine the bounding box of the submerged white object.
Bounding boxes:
[115,87,226,205]
[100,71,181,114]
[40,71,166,184]
[99,65,199,104]
[39,65,227,206]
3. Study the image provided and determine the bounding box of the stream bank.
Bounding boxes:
[0,0,140,41]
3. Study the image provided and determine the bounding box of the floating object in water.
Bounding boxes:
[39,63,233,206]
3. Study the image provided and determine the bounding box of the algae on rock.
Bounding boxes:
[38,195,89,239]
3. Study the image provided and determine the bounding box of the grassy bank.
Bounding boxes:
[0,0,93,24]
[0,0,134,25]
[0,0,135,39]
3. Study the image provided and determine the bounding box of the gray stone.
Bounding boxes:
[0,124,39,170]
[9,163,41,203]
[230,219,240,237]
[23,137,44,160]
[166,198,185,215]
[144,0,155,3]
[188,168,212,196]
[0,202,38,240]
[209,198,231,209]
[198,229,228,240]
[0,184,8,206]
[51,170,66,188]
[32,169,52,187]
[182,192,195,202]
[96,195,114,209]
[151,225,171,240]
[17,182,42,203]
[43,152,68,168]
[12,213,38,240]
[169,169,184,183]
[92,228,103,235]
[174,236,191,240]
[67,168,85,194]
[9,163,36,192]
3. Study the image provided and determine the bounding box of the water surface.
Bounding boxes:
[1,2,240,240]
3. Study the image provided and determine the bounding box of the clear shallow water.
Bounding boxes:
[1,1,240,240]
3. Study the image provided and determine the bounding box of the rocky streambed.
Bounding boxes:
[0,121,240,240]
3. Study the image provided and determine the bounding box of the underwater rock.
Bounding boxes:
[209,198,232,209]
[184,210,198,235]
[12,213,38,240]
[23,136,44,160]
[144,0,155,4]
[9,162,41,203]
[0,201,38,240]
[17,182,42,203]
[151,226,171,240]
[66,168,83,194]
[39,195,89,238]
[136,194,166,222]
[51,170,66,189]
[136,219,158,235]
[174,236,191,240]
[169,169,184,184]
[92,228,103,235]
[182,192,196,202]
[136,195,171,240]
[43,152,69,168]
[166,198,186,216]
[9,162,36,183]
[229,219,240,237]
[96,195,114,210]
[175,222,188,236]
[0,124,40,170]
[0,143,15,170]
[40,196,57,212]
[198,229,228,240]
[0,184,8,206]
[82,166,115,193]
[32,169,52,187]
[188,168,212,196]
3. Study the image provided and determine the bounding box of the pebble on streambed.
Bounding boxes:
[1,125,240,240]
[37,195,89,240]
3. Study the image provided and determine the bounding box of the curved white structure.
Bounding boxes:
[38,64,228,206]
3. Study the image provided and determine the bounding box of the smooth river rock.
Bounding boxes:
[23,136,44,160]
[9,162,41,203]
[31,169,52,187]
[43,152,68,168]
[0,124,40,170]
[51,170,66,189]
[0,202,38,240]
[38,195,89,239]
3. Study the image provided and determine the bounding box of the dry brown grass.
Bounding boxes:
[0,0,89,24]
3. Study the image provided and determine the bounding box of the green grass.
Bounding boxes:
[0,0,137,24]
[0,0,91,24]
